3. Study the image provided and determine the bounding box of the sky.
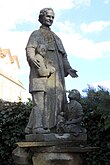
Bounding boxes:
[0,0,110,96]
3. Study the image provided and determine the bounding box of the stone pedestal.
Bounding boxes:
[12,133,97,165]
[32,152,82,165]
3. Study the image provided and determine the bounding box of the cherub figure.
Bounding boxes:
[57,89,86,136]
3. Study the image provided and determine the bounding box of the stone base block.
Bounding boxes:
[32,152,82,165]
[12,141,98,165]
[25,133,87,146]
[12,147,31,165]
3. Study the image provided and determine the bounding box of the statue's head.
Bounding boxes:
[38,8,55,27]
[68,89,81,101]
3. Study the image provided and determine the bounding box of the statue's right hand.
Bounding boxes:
[32,58,40,69]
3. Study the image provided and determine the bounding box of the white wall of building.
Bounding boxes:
[0,48,31,102]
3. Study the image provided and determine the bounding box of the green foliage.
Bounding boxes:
[81,86,110,165]
[0,99,32,165]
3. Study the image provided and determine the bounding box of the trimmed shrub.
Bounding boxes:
[81,86,110,165]
[0,99,32,165]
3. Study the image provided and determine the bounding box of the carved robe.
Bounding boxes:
[26,26,72,129]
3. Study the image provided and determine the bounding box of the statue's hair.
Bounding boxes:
[38,8,55,24]
[68,89,81,101]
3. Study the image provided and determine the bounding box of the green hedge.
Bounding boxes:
[0,99,32,165]
[81,87,110,165]
[0,87,110,165]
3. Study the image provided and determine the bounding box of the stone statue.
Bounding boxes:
[57,89,86,136]
[25,8,78,134]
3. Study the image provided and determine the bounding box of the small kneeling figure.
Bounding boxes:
[57,89,86,136]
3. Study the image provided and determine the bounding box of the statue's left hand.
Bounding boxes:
[68,69,78,78]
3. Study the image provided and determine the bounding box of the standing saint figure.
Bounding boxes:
[25,8,78,134]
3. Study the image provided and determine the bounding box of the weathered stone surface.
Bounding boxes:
[15,141,97,152]
[13,142,98,164]
[32,153,82,165]
[12,146,30,165]
[25,133,87,146]
[25,8,78,135]
[56,89,87,136]
[12,7,97,165]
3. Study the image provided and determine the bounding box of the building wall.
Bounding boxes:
[0,48,30,102]
[0,68,26,102]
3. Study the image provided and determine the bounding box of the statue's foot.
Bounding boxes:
[33,128,50,134]
[25,127,32,134]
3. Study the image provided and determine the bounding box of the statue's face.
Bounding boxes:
[42,10,55,27]
[68,89,80,100]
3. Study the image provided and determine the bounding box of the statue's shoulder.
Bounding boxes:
[51,31,62,41]
[30,29,41,37]
[69,100,81,110]
[74,100,82,108]
[28,29,43,42]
